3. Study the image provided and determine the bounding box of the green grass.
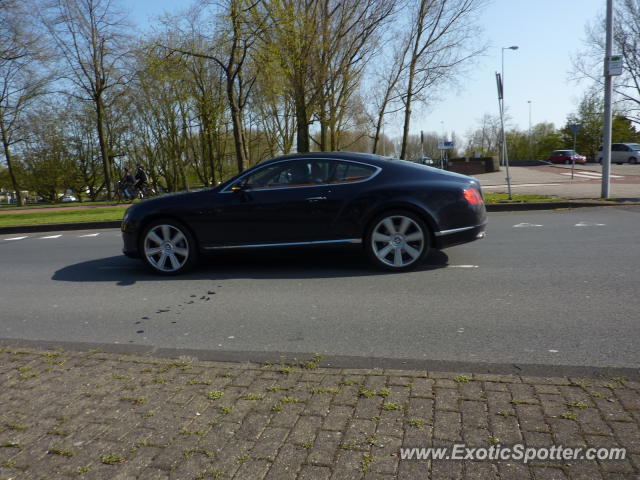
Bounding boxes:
[0,207,127,227]
[1,200,125,210]
[484,193,566,204]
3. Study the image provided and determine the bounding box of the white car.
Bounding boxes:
[597,143,640,164]
[61,195,77,203]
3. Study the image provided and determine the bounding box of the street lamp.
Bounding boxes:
[499,45,518,199]
[528,100,532,160]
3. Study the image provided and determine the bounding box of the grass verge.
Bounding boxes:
[484,193,566,204]
[0,207,127,227]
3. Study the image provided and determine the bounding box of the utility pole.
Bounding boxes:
[601,0,615,198]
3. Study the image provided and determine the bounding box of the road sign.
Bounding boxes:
[569,124,581,135]
[437,141,454,150]
[607,55,623,76]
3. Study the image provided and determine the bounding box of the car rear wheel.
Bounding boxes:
[365,211,429,271]
[141,219,197,275]
[565,159,571,165]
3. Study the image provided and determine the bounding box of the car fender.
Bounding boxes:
[360,195,440,241]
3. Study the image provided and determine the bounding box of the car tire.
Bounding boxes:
[629,157,637,165]
[565,159,571,165]
[140,219,198,275]
[365,210,430,271]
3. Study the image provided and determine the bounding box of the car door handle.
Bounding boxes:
[306,196,327,202]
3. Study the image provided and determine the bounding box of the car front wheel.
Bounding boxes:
[365,211,429,271]
[140,219,197,275]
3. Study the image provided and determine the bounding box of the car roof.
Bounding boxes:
[257,151,392,168]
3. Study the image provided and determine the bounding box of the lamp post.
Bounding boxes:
[499,45,518,199]
[528,100,532,160]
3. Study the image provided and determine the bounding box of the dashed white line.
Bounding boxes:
[449,265,479,268]
[39,235,62,239]
[575,221,606,227]
[513,223,543,228]
[78,233,101,237]
[3,236,28,241]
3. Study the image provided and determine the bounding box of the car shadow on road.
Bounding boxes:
[52,246,451,285]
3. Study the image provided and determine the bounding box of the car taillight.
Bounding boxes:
[463,187,483,205]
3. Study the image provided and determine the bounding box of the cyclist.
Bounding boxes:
[134,164,148,192]
[120,167,135,200]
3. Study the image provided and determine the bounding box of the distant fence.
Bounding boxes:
[446,157,499,175]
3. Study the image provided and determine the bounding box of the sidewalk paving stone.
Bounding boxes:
[0,346,638,479]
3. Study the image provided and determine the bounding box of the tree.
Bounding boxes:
[163,1,259,173]
[464,113,502,157]
[397,0,486,160]
[314,0,395,152]
[44,0,132,199]
[0,0,50,206]
[21,105,80,202]
[573,0,640,125]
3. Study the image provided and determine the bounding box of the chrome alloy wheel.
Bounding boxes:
[371,215,425,268]
[143,224,190,273]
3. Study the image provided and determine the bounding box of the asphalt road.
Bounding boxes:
[1,206,639,373]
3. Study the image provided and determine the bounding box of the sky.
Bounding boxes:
[128,0,606,145]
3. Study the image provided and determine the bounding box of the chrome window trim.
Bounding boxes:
[203,238,362,250]
[220,157,382,193]
[434,223,486,237]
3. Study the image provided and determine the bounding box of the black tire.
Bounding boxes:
[629,157,637,165]
[565,159,571,165]
[139,219,198,275]
[364,210,430,271]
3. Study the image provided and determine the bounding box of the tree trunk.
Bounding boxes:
[400,58,418,160]
[95,97,112,199]
[0,127,23,207]
[372,110,385,154]
[295,97,310,153]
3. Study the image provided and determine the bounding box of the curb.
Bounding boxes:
[485,200,619,211]
[0,201,636,234]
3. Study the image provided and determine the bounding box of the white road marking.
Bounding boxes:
[513,223,543,228]
[4,236,28,241]
[78,233,101,237]
[39,235,62,239]
[559,171,623,179]
[548,349,559,353]
[575,221,606,227]
[449,265,479,268]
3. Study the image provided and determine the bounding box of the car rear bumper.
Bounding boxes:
[435,222,487,249]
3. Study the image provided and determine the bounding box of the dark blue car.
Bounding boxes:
[121,152,487,274]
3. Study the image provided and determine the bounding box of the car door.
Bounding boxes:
[197,159,335,247]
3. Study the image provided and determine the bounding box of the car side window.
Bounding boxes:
[329,161,377,184]
[237,161,322,190]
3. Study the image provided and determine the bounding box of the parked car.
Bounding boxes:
[548,150,587,164]
[61,195,77,203]
[596,143,640,164]
[121,152,487,275]
[417,156,434,166]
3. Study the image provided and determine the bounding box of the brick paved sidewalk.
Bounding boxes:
[0,347,638,480]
